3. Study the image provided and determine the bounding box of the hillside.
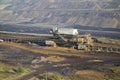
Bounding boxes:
[0,0,120,28]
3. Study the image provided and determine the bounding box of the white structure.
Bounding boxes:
[0,39,3,42]
[52,27,78,35]
[45,40,56,47]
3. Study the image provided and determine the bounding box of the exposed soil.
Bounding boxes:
[0,42,120,80]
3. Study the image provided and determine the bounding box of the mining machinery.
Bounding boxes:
[46,27,120,52]
[0,29,119,52]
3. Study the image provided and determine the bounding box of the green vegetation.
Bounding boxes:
[0,4,8,9]
[37,73,66,80]
[0,62,31,80]
[105,66,120,80]
[15,63,31,74]
[37,73,105,80]
[0,0,11,4]
[37,69,120,80]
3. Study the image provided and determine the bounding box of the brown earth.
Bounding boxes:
[0,42,120,80]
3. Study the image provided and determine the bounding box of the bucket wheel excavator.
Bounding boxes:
[45,27,120,53]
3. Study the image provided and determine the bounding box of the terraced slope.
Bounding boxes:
[0,0,120,28]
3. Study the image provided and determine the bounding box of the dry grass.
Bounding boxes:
[0,42,89,58]
[1,42,118,80]
[75,70,105,79]
[107,66,120,80]
[0,4,8,9]
[0,62,14,72]
[87,59,104,63]
[46,56,66,62]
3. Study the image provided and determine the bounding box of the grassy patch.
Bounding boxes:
[36,72,105,80]
[0,0,11,4]
[0,42,89,58]
[15,63,31,74]
[0,4,9,9]
[105,66,120,80]
[37,72,68,80]
[0,62,31,80]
